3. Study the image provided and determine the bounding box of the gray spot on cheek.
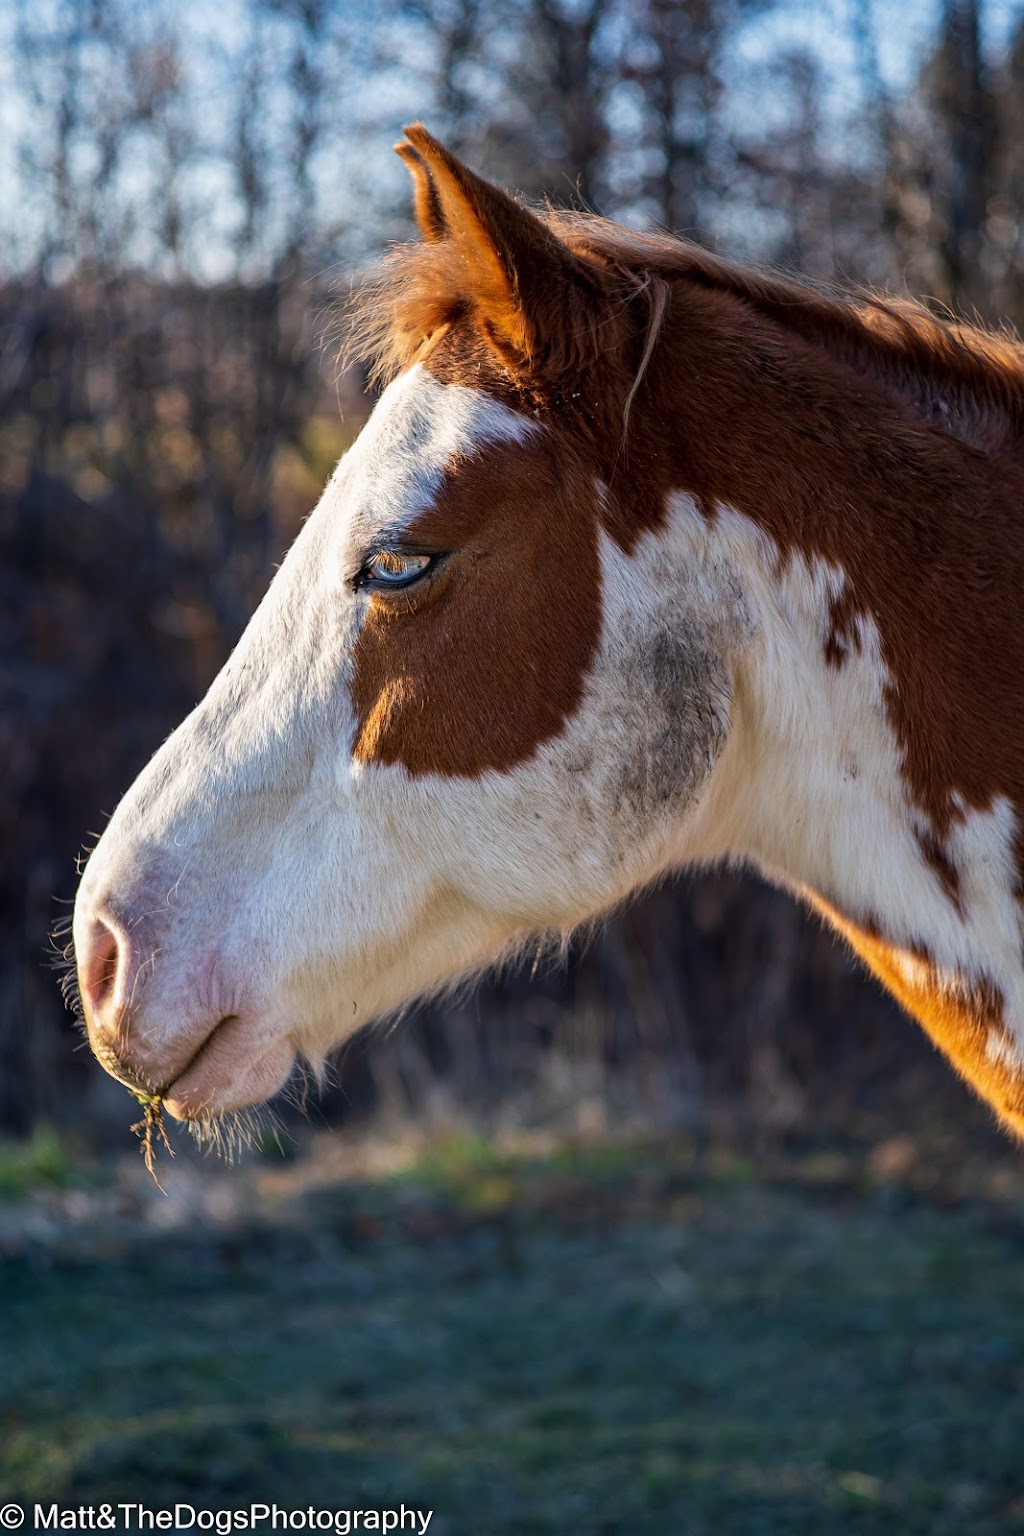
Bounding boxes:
[556,613,733,868]
[545,540,749,876]
[607,622,731,822]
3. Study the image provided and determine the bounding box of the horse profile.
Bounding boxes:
[72,126,1024,1137]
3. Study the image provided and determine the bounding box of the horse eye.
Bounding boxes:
[359,550,433,589]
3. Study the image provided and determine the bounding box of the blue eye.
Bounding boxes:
[359,550,433,589]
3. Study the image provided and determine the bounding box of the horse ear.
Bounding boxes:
[396,123,607,371]
[394,142,447,243]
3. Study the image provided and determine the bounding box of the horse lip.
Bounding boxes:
[158,1013,237,1110]
[162,1014,296,1121]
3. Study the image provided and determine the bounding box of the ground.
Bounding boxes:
[2,1129,1024,1533]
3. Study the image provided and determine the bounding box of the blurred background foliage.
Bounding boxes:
[4,0,1024,1144]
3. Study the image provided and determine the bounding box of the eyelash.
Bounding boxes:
[356,550,436,590]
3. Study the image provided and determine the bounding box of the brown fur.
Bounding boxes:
[812,897,1024,1136]
[351,437,602,776]
[346,126,1024,1131]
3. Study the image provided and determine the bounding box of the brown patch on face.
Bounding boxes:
[351,435,602,777]
[812,896,1024,1138]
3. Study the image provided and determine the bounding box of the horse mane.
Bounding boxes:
[346,207,1024,458]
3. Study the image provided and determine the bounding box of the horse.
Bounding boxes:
[71,125,1024,1139]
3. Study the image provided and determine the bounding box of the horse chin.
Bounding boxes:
[161,1017,296,1122]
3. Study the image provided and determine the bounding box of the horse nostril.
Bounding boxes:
[79,913,124,1026]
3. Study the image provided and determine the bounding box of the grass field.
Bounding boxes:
[2,1131,1024,1533]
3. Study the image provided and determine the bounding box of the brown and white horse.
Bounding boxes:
[73,126,1024,1137]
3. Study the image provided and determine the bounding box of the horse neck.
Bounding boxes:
[632,285,1024,942]
[658,485,1024,1130]
[636,427,1024,1142]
